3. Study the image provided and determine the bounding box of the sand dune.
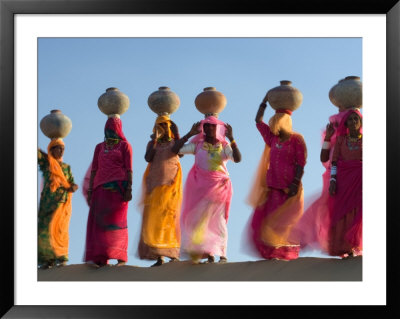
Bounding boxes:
[38,257,361,281]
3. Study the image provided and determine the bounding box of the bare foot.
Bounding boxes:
[219,256,227,263]
[86,261,100,268]
[190,253,201,265]
[86,261,108,268]
[272,258,289,261]
[202,255,215,264]
[115,260,126,267]
[38,261,54,269]
[151,257,164,267]
[169,258,179,263]
[351,248,362,257]
[56,261,67,267]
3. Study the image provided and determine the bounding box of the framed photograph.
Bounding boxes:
[1,0,398,317]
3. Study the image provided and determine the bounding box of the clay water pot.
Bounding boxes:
[329,76,362,109]
[98,87,130,117]
[195,87,227,117]
[267,80,303,111]
[147,86,180,116]
[40,110,72,139]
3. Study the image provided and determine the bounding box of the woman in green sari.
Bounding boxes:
[38,138,78,269]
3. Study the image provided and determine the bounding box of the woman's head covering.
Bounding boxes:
[47,138,71,192]
[268,112,293,136]
[153,115,174,140]
[104,117,127,141]
[190,115,227,145]
[336,109,363,136]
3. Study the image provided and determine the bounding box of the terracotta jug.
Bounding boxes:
[195,87,227,117]
[267,80,303,111]
[40,110,72,139]
[329,76,362,109]
[147,87,180,116]
[98,87,130,117]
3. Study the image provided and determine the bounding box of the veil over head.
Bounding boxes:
[104,117,127,141]
[336,109,363,136]
[153,115,174,139]
[47,138,71,192]
[190,116,227,145]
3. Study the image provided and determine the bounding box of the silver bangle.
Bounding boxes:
[322,141,331,150]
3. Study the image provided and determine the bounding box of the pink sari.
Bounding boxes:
[180,116,233,259]
[180,163,232,259]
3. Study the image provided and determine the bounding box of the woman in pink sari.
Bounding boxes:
[247,97,307,261]
[83,116,133,267]
[327,109,362,257]
[171,116,241,264]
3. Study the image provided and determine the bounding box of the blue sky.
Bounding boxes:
[38,37,362,266]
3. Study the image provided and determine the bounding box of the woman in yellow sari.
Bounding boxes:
[138,116,183,267]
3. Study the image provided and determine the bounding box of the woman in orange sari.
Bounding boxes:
[38,138,78,269]
[138,116,183,267]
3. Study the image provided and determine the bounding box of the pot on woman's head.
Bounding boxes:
[147,86,180,116]
[329,76,362,109]
[98,87,130,117]
[40,109,72,139]
[195,87,227,118]
[266,80,303,111]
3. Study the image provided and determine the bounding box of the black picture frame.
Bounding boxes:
[1,0,398,317]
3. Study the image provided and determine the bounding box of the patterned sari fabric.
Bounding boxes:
[83,117,133,264]
[248,121,307,260]
[37,140,74,265]
[138,129,183,260]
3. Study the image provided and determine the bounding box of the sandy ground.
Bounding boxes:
[38,256,361,281]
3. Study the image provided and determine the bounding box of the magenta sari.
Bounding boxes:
[247,121,307,260]
[83,117,132,264]
[84,184,129,264]
[298,109,362,257]
[326,159,362,256]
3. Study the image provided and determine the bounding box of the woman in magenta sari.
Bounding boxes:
[298,104,360,252]
[327,109,362,257]
[83,116,133,267]
[247,97,307,261]
[171,116,241,264]
[297,108,362,258]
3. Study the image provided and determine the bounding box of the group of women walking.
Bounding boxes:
[37,93,362,269]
